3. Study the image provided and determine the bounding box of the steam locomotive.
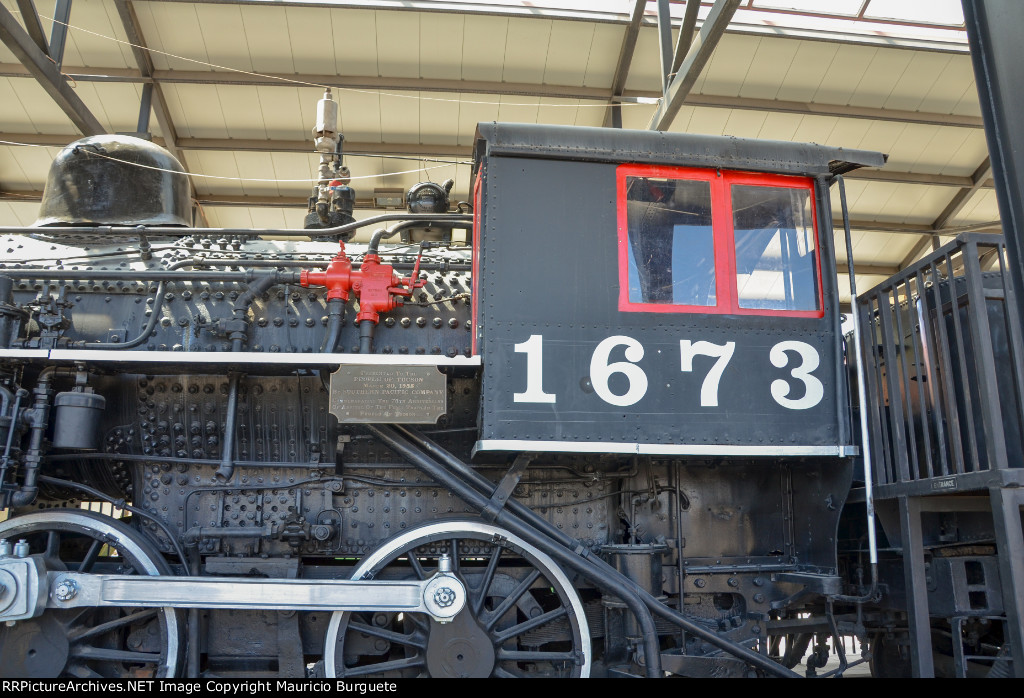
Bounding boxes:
[0,89,1016,679]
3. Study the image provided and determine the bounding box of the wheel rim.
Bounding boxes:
[0,510,182,678]
[324,521,591,678]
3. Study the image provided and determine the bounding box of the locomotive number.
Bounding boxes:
[513,335,823,410]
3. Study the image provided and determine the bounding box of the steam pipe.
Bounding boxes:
[320,298,345,353]
[358,319,375,354]
[216,273,278,482]
[833,175,880,602]
[0,213,473,240]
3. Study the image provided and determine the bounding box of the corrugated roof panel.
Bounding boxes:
[0,200,38,226]
[188,151,244,196]
[756,111,800,141]
[619,103,657,131]
[543,21,595,88]
[884,51,955,112]
[135,2,211,72]
[873,183,951,224]
[919,54,976,115]
[852,120,908,163]
[738,37,801,100]
[461,14,508,82]
[242,6,296,74]
[699,34,760,98]
[232,151,283,198]
[774,41,838,102]
[848,229,919,265]
[846,48,913,110]
[256,86,307,141]
[418,91,462,145]
[821,117,873,150]
[419,12,464,81]
[813,43,878,106]
[376,11,421,79]
[268,152,316,195]
[287,6,338,76]
[58,0,135,69]
[900,125,972,174]
[624,26,662,93]
[501,17,552,84]
[214,86,269,140]
[380,92,421,143]
[2,144,59,188]
[6,78,76,133]
[496,94,540,124]
[951,189,999,225]
[790,114,844,145]
[76,82,149,134]
[0,77,36,131]
[331,8,379,77]
[572,100,607,129]
[192,3,253,73]
[165,84,229,139]
[582,22,621,89]
[456,98,500,146]
[944,132,991,177]
[721,109,769,138]
[334,88,383,143]
[536,97,584,127]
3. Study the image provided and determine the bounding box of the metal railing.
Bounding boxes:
[857,233,1024,490]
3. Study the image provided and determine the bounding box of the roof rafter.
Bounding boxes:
[602,0,645,128]
[0,4,104,136]
[111,0,206,226]
[0,63,983,130]
[648,0,742,131]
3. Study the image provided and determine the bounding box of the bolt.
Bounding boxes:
[433,587,456,608]
[438,553,452,574]
[0,540,9,557]
[13,540,28,558]
[693,578,706,588]
[54,578,78,602]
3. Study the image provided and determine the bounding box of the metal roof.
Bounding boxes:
[0,0,1000,301]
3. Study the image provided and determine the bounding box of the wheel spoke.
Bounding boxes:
[494,665,527,678]
[406,554,428,581]
[449,538,459,574]
[340,655,425,677]
[471,546,503,617]
[77,539,103,573]
[71,645,162,663]
[491,606,568,645]
[481,569,541,632]
[347,620,427,650]
[65,663,106,679]
[68,608,159,643]
[45,531,60,559]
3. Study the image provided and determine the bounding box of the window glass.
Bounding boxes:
[625,177,715,306]
[731,185,819,311]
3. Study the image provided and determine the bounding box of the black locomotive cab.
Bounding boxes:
[471,124,884,456]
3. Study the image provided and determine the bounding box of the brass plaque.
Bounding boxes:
[329,365,447,423]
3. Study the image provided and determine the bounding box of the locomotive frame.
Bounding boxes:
[0,98,1018,679]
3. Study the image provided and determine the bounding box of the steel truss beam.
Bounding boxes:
[648,0,741,131]
[0,64,986,130]
[0,5,103,136]
[602,0,645,128]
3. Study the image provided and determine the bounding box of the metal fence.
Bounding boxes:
[857,233,1024,491]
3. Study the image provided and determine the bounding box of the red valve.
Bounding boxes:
[299,242,426,325]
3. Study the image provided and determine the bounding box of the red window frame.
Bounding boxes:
[616,163,824,318]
